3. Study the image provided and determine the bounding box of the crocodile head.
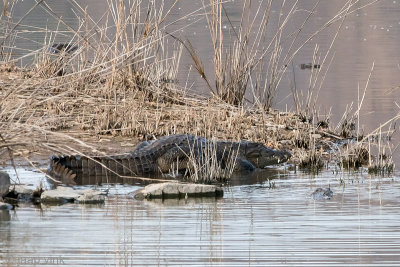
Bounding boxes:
[242,142,291,168]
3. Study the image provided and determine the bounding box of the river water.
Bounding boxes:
[1,0,400,266]
[1,167,400,266]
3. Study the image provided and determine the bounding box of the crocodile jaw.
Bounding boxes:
[247,148,291,168]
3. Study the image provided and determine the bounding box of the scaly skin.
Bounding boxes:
[47,134,291,184]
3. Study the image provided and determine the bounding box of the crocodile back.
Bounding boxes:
[47,134,291,185]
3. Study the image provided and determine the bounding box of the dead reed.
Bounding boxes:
[0,0,396,181]
[297,132,324,173]
[183,136,238,183]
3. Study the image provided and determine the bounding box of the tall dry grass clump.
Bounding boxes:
[185,137,238,183]
[0,0,186,161]
[196,0,294,108]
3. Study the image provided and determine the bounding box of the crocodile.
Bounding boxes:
[47,134,291,184]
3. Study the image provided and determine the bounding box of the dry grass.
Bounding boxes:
[0,0,397,181]
[0,62,297,155]
[297,133,324,173]
[184,137,238,183]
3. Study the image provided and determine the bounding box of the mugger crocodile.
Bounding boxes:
[47,134,291,184]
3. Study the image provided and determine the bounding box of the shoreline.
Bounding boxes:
[0,64,395,177]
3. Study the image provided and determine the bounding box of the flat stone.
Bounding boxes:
[75,189,106,204]
[177,183,202,194]
[0,201,13,210]
[41,187,107,204]
[0,171,11,197]
[139,183,164,196]
[162,183,180,196]
[41,186,80,204]
[133,182,223,200]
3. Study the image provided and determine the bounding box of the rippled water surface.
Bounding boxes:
[1,168,400,266]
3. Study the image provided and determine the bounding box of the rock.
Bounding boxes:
[0,171,11,197]
[9,184,34,202]
[75,189,106,204]
[0,201,13,210]
[5,184,43,204]
[161,183,180,197]
[133,182,224,200]
[41,186,106,204]
[311,188,333,200]
[41,186,80,204]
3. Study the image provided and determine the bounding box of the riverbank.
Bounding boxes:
[0,63,352,172]
[1,62,396,178]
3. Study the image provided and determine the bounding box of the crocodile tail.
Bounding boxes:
[47,155,78,185]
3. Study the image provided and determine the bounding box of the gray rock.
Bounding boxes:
[133,182,223,200]
[0,201,13,210]
[161,183,180,197]
[0,171,11,197]
[41,186,106,204]
[11,184,34,195]
[311,188,333,200]
[75,189,106,204]
[41,186,80,204]
[9,184,35,202]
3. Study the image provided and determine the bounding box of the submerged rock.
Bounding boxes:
[0,171,11,197]
[0,201,13,210]
[311,187,333,200]
[41,186,106,204]
[133,182,224,200]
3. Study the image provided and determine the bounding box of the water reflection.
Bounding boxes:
[0,210,11,250]
[1,168,399,266]
[63,166,288,187]
[0,210,10,222]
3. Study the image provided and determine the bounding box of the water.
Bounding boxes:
[2,0,400,265]
[1,168,400,266]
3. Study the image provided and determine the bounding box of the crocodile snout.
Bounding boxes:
[278,150,291,163]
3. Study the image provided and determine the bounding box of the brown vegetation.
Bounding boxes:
[0,0,397,180]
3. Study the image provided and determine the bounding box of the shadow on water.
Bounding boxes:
[51,157,288,187]
[228,167,289,186]
[69,167,288,187]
